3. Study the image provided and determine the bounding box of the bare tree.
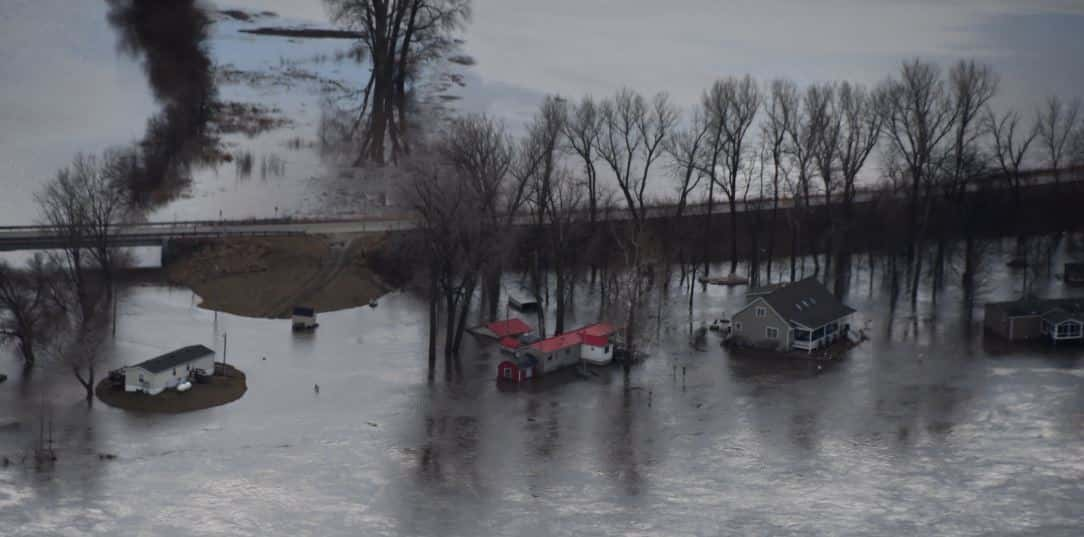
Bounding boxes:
[831,82,885,294]
[665,106,710,317]
[596,89,676,365]
[784,82,819,280]
[985,107,1038,209]
[516,96,568,334]
[437,114,523,321]
[34,154,130,402]
[324,0,471,164]
[1035,95,1080,186]
[563,97,603,229]
[880,59,959,307]
[805,82,840,275]
[541,170,585,334]
[597,89,678,232]
[0,256,60,372]
[943,60,998,294]
[405,154,478,362]
[761,79,798,282]
[702,75,760,275]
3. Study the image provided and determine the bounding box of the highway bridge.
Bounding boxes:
[0,217,418,252]
[0,169,1077,253]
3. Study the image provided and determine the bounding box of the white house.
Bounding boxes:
[125,345,216,395]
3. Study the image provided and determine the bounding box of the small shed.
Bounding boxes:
[497,355,540,382]
[124,345,216,395]
[292,306,317,331]
[576,323,618,365]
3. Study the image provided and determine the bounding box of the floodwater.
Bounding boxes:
[1,239,1083,536]
[2,1,1084,534]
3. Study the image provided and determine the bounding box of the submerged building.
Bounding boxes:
[496,323,618,382]
[984,297,1084,343]
[124,345,216,395]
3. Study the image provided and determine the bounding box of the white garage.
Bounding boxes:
[124,345,216,395]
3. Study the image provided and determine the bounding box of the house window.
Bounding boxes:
[755,307,766,318]
[766,327,779,339]
[734,322,743,332]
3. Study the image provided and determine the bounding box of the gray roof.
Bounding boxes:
[759,277,855,328]
[1041,308,1081,324]
[988,296,1084,318]
[132,345,215,373]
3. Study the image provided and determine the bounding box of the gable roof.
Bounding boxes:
[1041,308,1082,324]
[757,277,855,328]
[131,345,215,374]
[487,318,532,338]
[575,323,617,338]
[988,296,1084,318]
[530,332,582,354]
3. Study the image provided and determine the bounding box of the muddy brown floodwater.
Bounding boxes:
[1,241,1082,536]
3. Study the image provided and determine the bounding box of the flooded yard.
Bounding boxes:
[2,0,1084,535]
[1,246,1082,535]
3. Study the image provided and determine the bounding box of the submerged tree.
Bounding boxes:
[701,75,760,276]
[325,0,472,164]
[34,154,130,403]
[880,59,959,308]
[0,256,59,372]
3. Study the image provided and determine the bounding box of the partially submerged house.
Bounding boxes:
[984,297,1084,343]
[124,345,215,395]
[496,323,618,382]
[730,278,855,353]
[292,306,317,331]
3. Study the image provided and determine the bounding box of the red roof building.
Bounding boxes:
[574,323,618,347]
[470,318,533,340]
[530,332,583,354]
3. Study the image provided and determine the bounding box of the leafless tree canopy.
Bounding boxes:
[1035,95,1081,182]
[324,0,472,164]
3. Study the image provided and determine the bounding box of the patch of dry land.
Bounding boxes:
[165,234,388,318]
[96,364,246,413]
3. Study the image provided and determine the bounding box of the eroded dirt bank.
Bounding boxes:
[165,234,389,318]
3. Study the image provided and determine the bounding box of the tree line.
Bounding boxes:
[396,58,1084,371]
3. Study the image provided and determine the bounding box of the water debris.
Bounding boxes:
[366,422,379,428]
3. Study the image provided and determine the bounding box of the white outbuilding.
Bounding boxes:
[124,345,216,395]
